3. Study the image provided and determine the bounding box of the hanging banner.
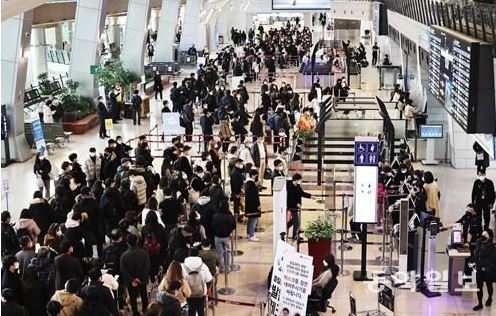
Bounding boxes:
[268,240,314,316]
[162,112,182,146]
[31,117,46,154]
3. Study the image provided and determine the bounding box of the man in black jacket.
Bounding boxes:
[97,96,109,139]
[131,90,142,126]
[108,86,120,123]
[1,211,20,256]
[230,159,245,220]
[287,173,312,240]
[54,240,83,290]
[167,225,193,262]
[471,173,495,230]
[120,234,150,315]
[68,153,87,186]
[472,229,496,311]
[81,267,119,315]
[200,110,214,152]
[245,169,261,241]
[212,201,236,272]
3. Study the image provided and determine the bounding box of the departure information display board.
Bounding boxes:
[428,25,495,134]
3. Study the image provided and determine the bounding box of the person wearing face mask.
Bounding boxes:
[175,145,193,180]
[271,159,285,192]
[189,166,205,204]
[393,163,409,186]
[68,153,87,187]
[34,152,52,199]
[230,159,245,220]
[82,148,101,188]
[1,255,24,304]
[286,173,312,241]
[251,137,268,189]
[200,109,214,152]
[472,229,496,311]
[471,172,495,230]
[245,169,261,242]
[136,141,153,168]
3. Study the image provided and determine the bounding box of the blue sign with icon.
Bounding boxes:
[31,118,47,154]
[354,139,380,166]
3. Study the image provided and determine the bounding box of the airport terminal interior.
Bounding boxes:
[2,0,496,315]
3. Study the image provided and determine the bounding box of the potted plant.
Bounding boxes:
[98,59,140,101]
[37,72,52,96]
[304,212,335,278]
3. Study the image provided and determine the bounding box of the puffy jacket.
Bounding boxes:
[82,156,102,181]
[212,212,236,238]
[14,218,41,244]
[51,290,83,316]
[131,175,147,206]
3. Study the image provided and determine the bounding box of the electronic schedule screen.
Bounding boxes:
[428,25,495,134]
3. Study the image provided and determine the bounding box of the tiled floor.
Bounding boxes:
[2,61,496,316]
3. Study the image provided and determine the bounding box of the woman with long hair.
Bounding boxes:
[44,223,62,253]
[141,211,167,282]
[157,260,191,305]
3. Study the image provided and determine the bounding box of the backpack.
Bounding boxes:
[267,114,276,130]
[143,233,161,256]
[102,244,120,275]
[187,266,205,298]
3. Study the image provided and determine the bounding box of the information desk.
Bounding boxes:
[446,247,471,296]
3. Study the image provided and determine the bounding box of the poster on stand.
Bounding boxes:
[162,112,182,146]
[268,240,314,316]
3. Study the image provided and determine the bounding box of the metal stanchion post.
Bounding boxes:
[217,249,235,295]
[315,168,325,204]
[230,236,240,271]
[259,301,265,316]
[233,222,244,256]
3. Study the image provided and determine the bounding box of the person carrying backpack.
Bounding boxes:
[141,211,167,283]
[1,211,20,256]
[182,249,212,316]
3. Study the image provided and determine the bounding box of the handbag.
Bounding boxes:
[188,188,200,204]
[48,164,59,180]
[36,175,44,188]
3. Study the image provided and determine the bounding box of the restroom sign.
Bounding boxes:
[354,137,380,166]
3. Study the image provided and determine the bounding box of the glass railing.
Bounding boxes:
[45,48,71,65]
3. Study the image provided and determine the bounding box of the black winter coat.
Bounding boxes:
[120,246,150,286]
[286,181,312,209]
[33,158,52,181]
[23,280,50,316]
[28,198,53,240]
[81,281,118,315]
[244,180,261,217]
[230,167,244,194]
[212,212,236,238]
[54,254,83,290]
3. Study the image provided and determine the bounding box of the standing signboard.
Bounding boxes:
[162,112,182,146]
[353,137,379,223]
[268,240,314,316]
[353,136,379,281]
[31,116,46,154]
[272,176,287,257]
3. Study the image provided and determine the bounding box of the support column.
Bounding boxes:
[121,0,152,75]
[1,12,34,162]
[55,24,64,50]
[154,0,180,62]
[303,13,312,28]
[179,0,206,51]
[150,8,160,32]
[29,27,48,84]
[107,17,121,46]
[69,0,107,99]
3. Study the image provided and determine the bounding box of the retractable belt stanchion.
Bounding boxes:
[315,167,325,204]
[230,235,240,271]
[217,247,235,295]
[233,220,243,256]
[338,193,352,252]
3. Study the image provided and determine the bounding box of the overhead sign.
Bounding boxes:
[354,138,380,166]
[31,117,46,154]
[268,240,314,316]
[162,112,182,146]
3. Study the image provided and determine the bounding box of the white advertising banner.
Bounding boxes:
[162,112,182,146]
[272,177,287,258]
[268,240,314,316]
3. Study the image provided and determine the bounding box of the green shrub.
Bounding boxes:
[304,212,335,241]
[37,72,52,95]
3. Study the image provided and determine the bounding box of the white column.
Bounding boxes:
[1,12,34,162]
[55,24,64,50]
[154,0,181,62]
[29,27,48,84]
[179,0,206,51]
[121,0,152,75]
[303,13,312,28]
[150,8,160,32]
[107,17,121,46]
[69,0,107,98]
